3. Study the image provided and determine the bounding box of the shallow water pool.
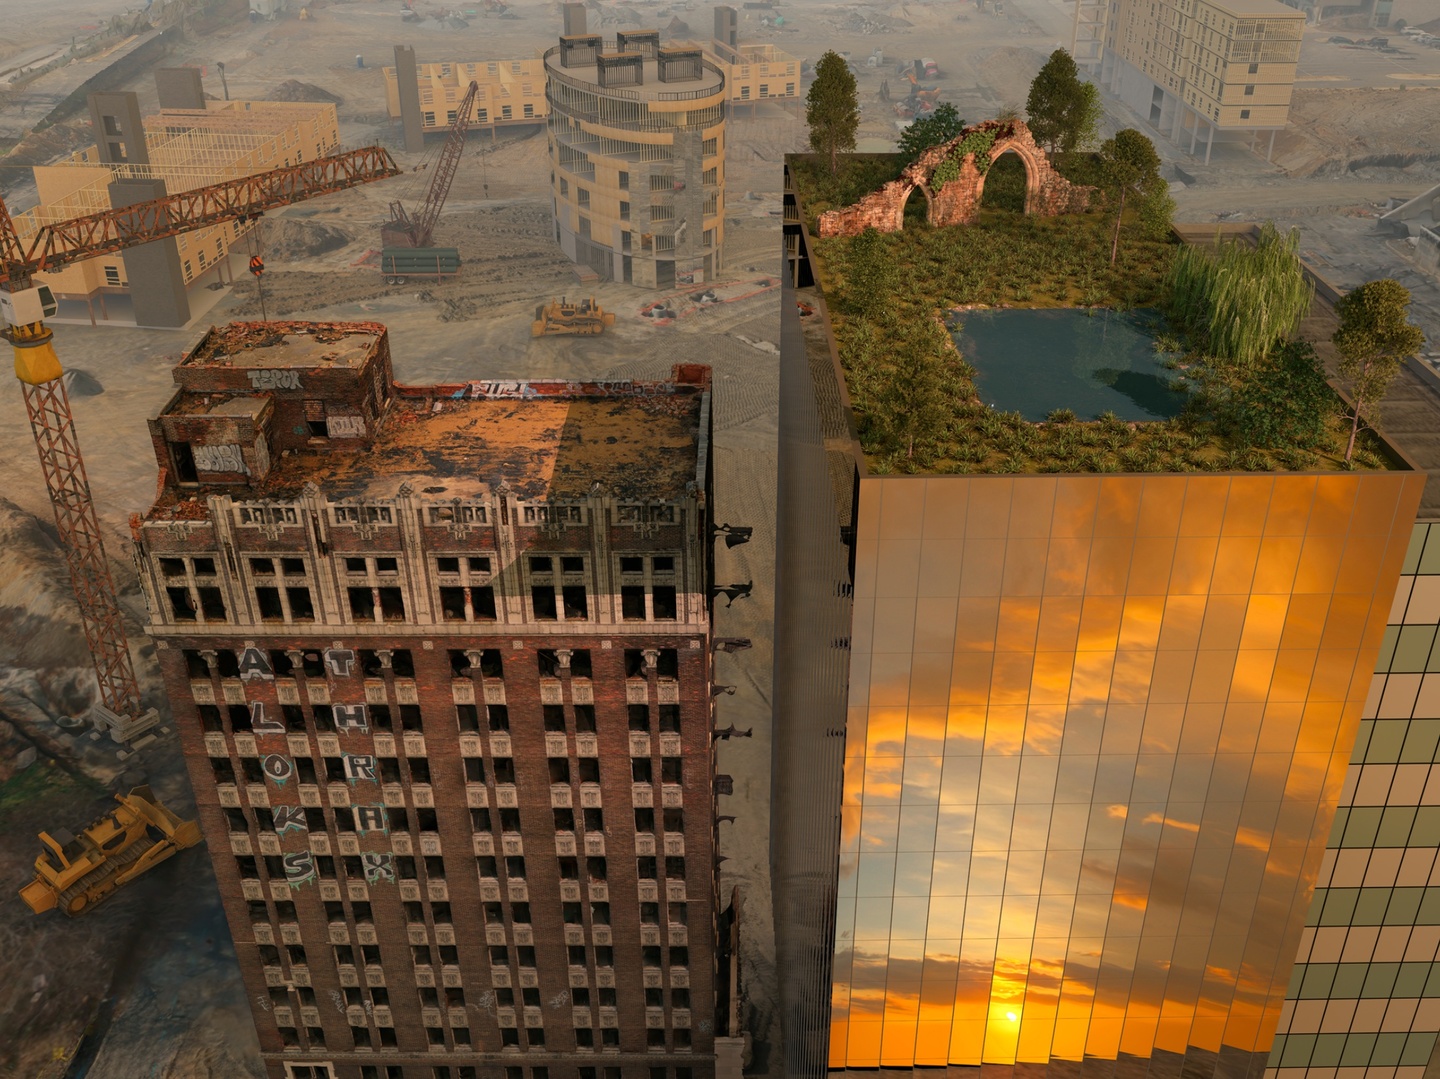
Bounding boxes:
[953,307,1185,422]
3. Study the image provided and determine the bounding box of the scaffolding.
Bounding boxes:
[1070,0,1109,75]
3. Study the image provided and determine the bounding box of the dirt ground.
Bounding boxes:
[3,0,1440,1074]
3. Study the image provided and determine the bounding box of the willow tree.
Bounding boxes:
[1164,223,1313,367]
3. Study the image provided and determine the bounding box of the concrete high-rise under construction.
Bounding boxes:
[544,5,726,287]
[131,321,731,1079]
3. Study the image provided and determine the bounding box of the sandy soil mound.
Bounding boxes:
[969,45,1051,110]
[0,498,101,718]
[0,122,91,193]
[265,78,342,105]
[1271,86,1440,177]
[61,369,103,397]
[262,216,353,261]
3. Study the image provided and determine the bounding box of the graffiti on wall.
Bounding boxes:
[466,379,677,400]
[247,369,301,390]
[326,414,366,438]
[193,443,249,474]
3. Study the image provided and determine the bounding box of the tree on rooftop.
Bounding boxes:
[1097,128,1163,265]
[897,103,965,161]
[807,51,860,176]
[1025,49,1102,155]
[1335,278,1426,465]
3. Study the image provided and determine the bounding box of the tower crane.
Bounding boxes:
[0,146,399,738]
[383,80,481,249]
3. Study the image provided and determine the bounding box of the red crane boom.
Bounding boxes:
[0,146,399,730]
[3,145,398,288]
[386,80,480,249]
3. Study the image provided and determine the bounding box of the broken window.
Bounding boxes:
[531,587,557,620]
[439,587,467,620]
[348,587,376,621]
[286,587,315,621]
[167,587,197,621]
[256,587,284,620]
[456,705,480,732]
[621,586,646,620]
[562,585,588,620]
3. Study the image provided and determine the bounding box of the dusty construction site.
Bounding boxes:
[1,0,1440,1075]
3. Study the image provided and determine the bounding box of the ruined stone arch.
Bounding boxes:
[967,134,1050,214]
[899,180,934,225]
[816,120,1094,238]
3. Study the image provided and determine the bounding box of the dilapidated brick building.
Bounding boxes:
[132,321,723,1079]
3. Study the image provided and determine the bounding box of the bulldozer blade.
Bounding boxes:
[19,877,57,914]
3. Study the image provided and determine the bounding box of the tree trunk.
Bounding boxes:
[1110,188,1127,266]
[830,139,838,176]
[1344,358,1372,464]
[1345,404,1361,464]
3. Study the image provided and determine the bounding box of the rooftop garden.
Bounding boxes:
[788,149,1408,477]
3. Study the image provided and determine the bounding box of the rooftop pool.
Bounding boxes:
[952,307,1187,422]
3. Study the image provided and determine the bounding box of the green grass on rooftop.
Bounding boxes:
[787,153,1397,477]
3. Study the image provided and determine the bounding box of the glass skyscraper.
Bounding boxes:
[774,162,1434,1079]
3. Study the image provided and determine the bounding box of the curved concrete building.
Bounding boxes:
[545,12,726,287]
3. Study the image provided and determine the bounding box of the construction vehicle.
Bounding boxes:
[0,146,399,742]
[532,296,616,337]
[382,245,461,284]
[383,79,480,251]
[20,786,202,916]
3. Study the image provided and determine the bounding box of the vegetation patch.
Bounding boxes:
[0,761,102,828]
[790,153,1398,476]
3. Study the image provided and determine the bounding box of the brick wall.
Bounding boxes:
[162,624,717,1079]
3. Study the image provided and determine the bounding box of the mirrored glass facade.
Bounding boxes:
[1268,521,1440,1079]
[829,472,1425,1076]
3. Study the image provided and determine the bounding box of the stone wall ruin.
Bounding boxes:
[816,119,1093,237]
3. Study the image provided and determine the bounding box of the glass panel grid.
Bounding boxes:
[831,478,1426,1078]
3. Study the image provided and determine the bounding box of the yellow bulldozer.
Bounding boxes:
[532,296,616,337]
[19,785,202,917]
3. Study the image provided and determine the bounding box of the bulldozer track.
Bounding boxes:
[54,833,158,916]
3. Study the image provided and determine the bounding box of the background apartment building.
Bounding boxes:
[1072,0,1304,162]
[545,6,726,287]
[132,321,721,1079]
[12,77,338,326]
[710,5,802,115]
[381,56,549,139]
